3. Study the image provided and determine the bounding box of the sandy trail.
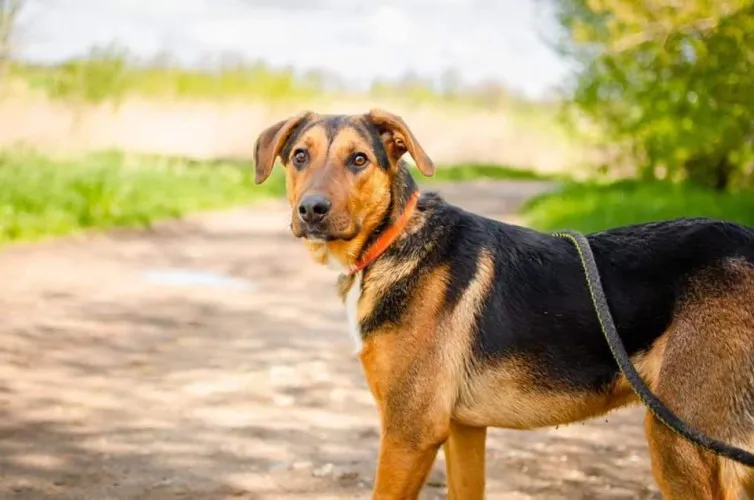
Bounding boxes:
[0,181,659,499]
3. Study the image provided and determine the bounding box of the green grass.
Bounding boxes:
[7,150,752,247]
[13,60,325,103]
[427,163,559,183]
[0,150,287,245]
[0,150,546,246]
[8,56,530,109]
[522,179,754,234]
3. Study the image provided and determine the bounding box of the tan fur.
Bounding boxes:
[359,249,496,499]
[357,252,424,325]
[254,111,314,184]
[366,108,435,176]
[613,334,667,399]
[438,250,496,418]
[449,331,666,431]
[455,358,618,430]
[292,124,391,268]
[443,421,487,500]
[434,251,495,499]
[641,260,754,499]
[359,266,450,498]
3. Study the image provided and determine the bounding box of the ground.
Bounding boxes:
[0,181,660,499]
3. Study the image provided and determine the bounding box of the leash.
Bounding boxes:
[553,230,754,467]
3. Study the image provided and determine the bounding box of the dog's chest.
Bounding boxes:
[339,272,363,354]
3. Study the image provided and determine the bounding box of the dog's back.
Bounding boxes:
[421,199,754,497]
[462,215,754,394]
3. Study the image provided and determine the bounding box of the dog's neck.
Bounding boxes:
[388,164,419,226]
[335,164,419,299]
[358,163,419,262]
[350,190,419,275]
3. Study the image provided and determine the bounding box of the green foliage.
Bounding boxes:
[0,150,285,243]
[7,43,545,112]
[0,0,23,75]
[522,179,754,233]
[423,163,558,182]
[13,45,326,104]
[553,0,754,190]
[131,64,320,101]
[0,149,540,246]
[46,44,133,104]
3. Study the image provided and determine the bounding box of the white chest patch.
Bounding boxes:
[344,271,363,354]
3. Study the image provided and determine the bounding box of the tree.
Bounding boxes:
[551,0,754,190]
[0,0,24,79]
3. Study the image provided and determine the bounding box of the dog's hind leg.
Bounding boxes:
[443,420,486,500]
[643,260,754,499]
[645,413,754,500]
[645,413,743,500]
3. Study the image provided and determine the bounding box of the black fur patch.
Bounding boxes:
[361,187,754,393]
[280,118,316,162]
[359,190,445,335]
[281,115,386,171]
[323,115,347,144]
[353,119,391,172]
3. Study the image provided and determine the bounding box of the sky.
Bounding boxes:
[15,0,573,99]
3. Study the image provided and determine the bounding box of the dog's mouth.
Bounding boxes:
[290,219,360,243]
[302,231,338,242]
[301,228,359,242]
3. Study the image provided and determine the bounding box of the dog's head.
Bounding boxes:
[253,109,434,268]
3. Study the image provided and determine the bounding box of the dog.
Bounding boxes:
[252,108,754,499]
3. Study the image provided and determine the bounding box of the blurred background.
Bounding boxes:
[1,0,754,240]
[1,1,754,499]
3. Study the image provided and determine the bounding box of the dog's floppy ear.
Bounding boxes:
[365,108,435,177]
[253,111,313,184]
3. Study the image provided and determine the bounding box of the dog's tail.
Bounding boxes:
[554,230,754,468]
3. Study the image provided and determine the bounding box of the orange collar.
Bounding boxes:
[348,190,420,276]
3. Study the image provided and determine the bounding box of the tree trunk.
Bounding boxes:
[713,156,734,191]
[684,153,735,192]
[0,0,23,80]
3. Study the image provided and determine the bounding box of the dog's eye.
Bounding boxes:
[351,153,368,168]
[292,149,308,168]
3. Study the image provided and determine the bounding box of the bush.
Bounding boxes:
[522,179,754,233]
[552,0,754,190]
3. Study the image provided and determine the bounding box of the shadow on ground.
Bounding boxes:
[0,181,659,499]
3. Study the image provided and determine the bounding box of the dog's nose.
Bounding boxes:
[298,194,331,224]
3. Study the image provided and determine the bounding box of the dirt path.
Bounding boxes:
[0,181,659,499]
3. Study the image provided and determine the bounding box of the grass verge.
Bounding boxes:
[522,179,754,234]
[0,149,548,246]
[0,150,284,245]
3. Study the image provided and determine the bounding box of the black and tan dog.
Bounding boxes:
[253,109,754,499]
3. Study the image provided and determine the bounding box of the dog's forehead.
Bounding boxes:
[296,114,373,149]
[317,114,366,139]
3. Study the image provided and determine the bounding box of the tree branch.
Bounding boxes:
[609,3,752,53]
[0,0,25,66]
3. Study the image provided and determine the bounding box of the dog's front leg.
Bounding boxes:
[444,420,486,500]
[372,431,445,499]
[360,338,453,499]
